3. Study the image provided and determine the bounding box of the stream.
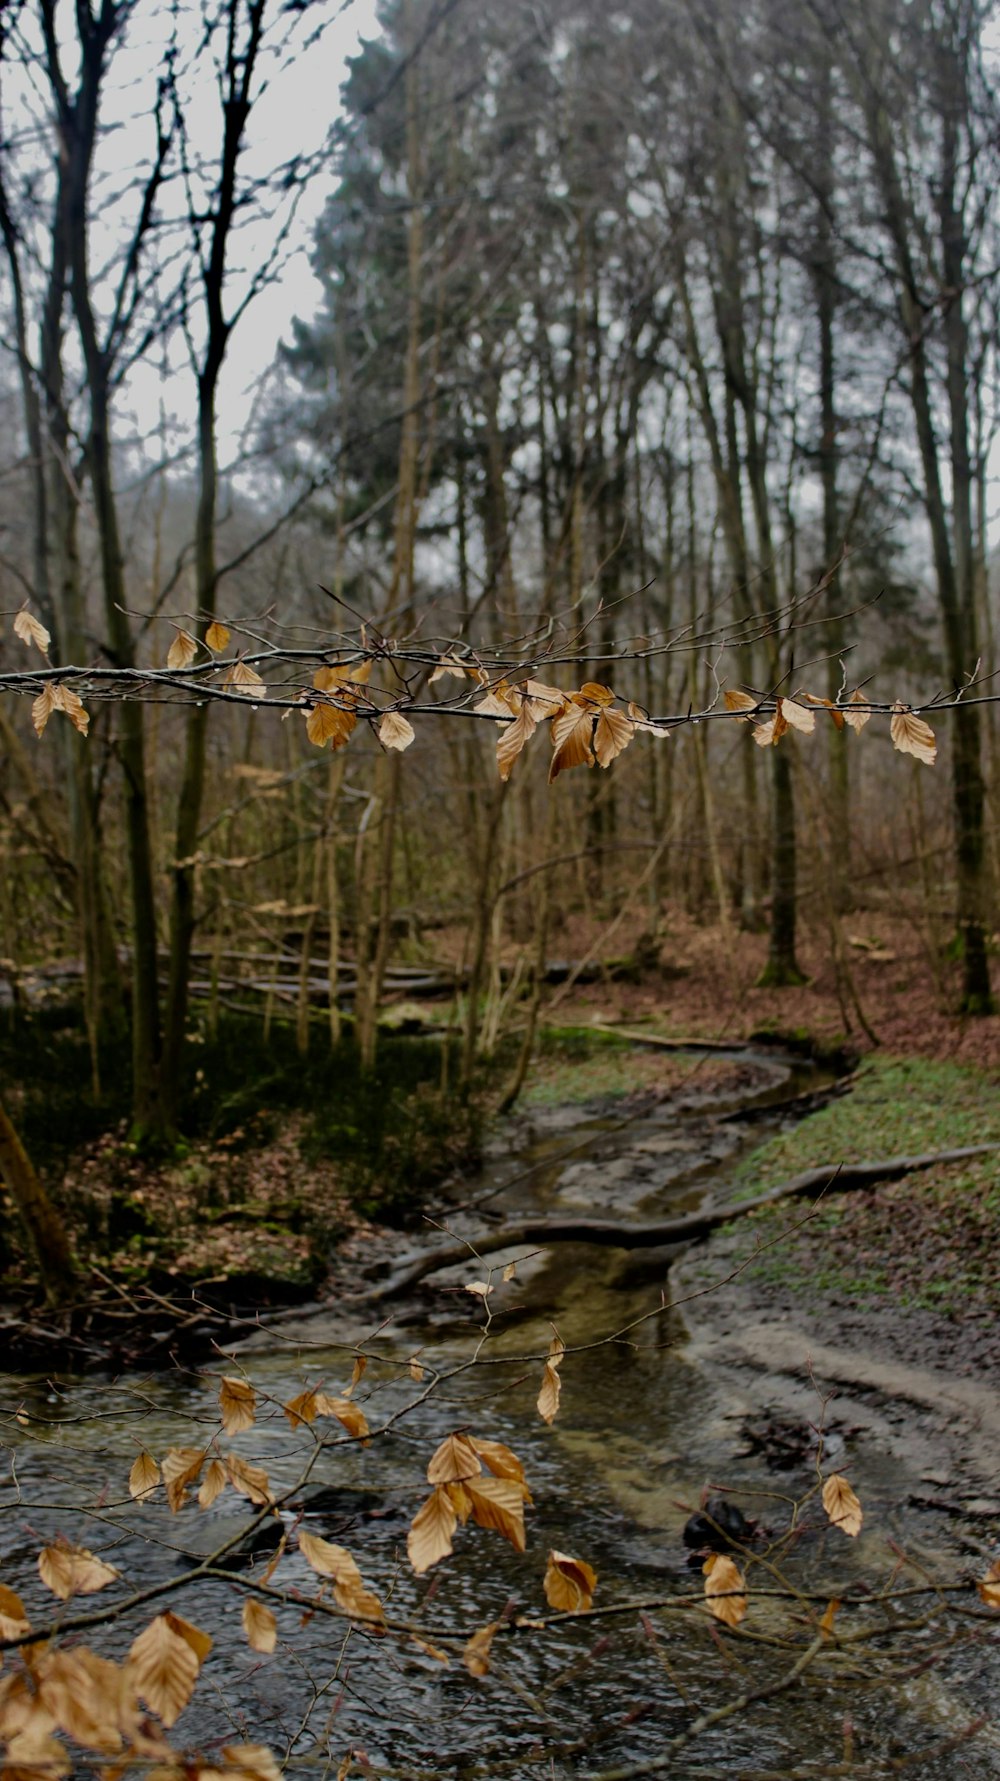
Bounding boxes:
[2,1045,999,1777]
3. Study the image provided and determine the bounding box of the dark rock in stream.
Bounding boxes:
[682,1495,757,1558]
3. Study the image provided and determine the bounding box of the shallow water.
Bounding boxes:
[2,1048,998,1778]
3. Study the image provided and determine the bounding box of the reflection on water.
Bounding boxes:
[3,1049,998,1777]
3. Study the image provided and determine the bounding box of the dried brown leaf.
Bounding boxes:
[197,1458,228,1509]
[345,1356,367,1396]
[225,1455,272,1506]
[409,1634,450,1665]
[752,708,789,749]
[242,1601,277,1655]
[378,711,415,752]
[593,706,634,769]
[409,1357,424,1382]
[38,1541,119,1601]
[36,1650,130,1752]
[463,1622,501,1678]
[0,1584,30,1641]
[222,657,265,696]
[890,704,937,766]
[464,1475,526,1551]
[464,1279,492,1299]
[549,700,596,782]
[128,1452,160,1501]
[801,692,845,730]
[427,1433,482,1485]
[204,622,230,652]
[502,1261,517,1282]
[543,1550,597,1613]
[843,689,871,733]
[312,1394,370,1442]
[496,703,540,782]
[407,1487,457,1575]
[283,1389,319,1430]
[167,630,197,672]
[778,697,815,735]
[822,1473,863,1537]
[306,702,356,750]
[219,1745,282,1781]
[14,607,50,654]
[703,1553,747,1627]
[724,689,757,720]
[128,1614,208,1727]
[219,1376,256,1436]
[32,683,59,737]
[978,1559,1000,1608]
[160,1446,206,1512]
[472,1438,531,1501]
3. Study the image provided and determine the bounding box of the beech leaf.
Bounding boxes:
[38,1541,119,1600]
[427,1433,482,1484]
[128,1613,209,1727]
[544,1550,597,1612]
[593,706,635,769]
[703,1552,748,1627]
[548,700,596,782]
[161,1446,206,1512]
[537,1331,565,1425]
[167,629,197,671]
[197,1458,229,1508]
[0,1583,31,1640]
[283,1388,319,1429]
[222,657,265,696]
[205,621,230,652]
[724,689,757,720]
[312,1393,370,1442]
[378,710,415,752]
[219,1376,256,1435]
[14,606,50,653]
[128,1452,160,1501]
[844,689,871,733]
[464,1475,527,1551]
[778,696,815,735]
[978,1559,1000,1608]
[225,1454,272,1505]
[242,1600,277,1655]
[822,1473,863,1537]
[472,1438,532,1502]
[890,704,936,766]
[463,1621,501,1678]
[407,1487,457,1575]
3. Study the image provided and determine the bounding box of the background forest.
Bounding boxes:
[0,0,998,1264]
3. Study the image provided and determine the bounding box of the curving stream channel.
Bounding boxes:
[2,1046,999,1778]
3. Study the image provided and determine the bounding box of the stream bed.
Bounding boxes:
[3,1045,999,1777]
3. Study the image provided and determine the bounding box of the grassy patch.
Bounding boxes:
[735,1055,1000,1194]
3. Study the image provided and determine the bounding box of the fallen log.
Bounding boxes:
[368,1143,1000,1302]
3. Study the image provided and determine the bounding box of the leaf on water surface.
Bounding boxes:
[822,1473,863,1538]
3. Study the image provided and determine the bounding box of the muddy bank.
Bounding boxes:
[671,1196,1000,1501]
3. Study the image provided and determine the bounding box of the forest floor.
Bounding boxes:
[4,900,1000,1377]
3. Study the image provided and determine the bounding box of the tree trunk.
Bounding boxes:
[0,1100,75,1305]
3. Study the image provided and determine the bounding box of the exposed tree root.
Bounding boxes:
[369,1143,1000,1302]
